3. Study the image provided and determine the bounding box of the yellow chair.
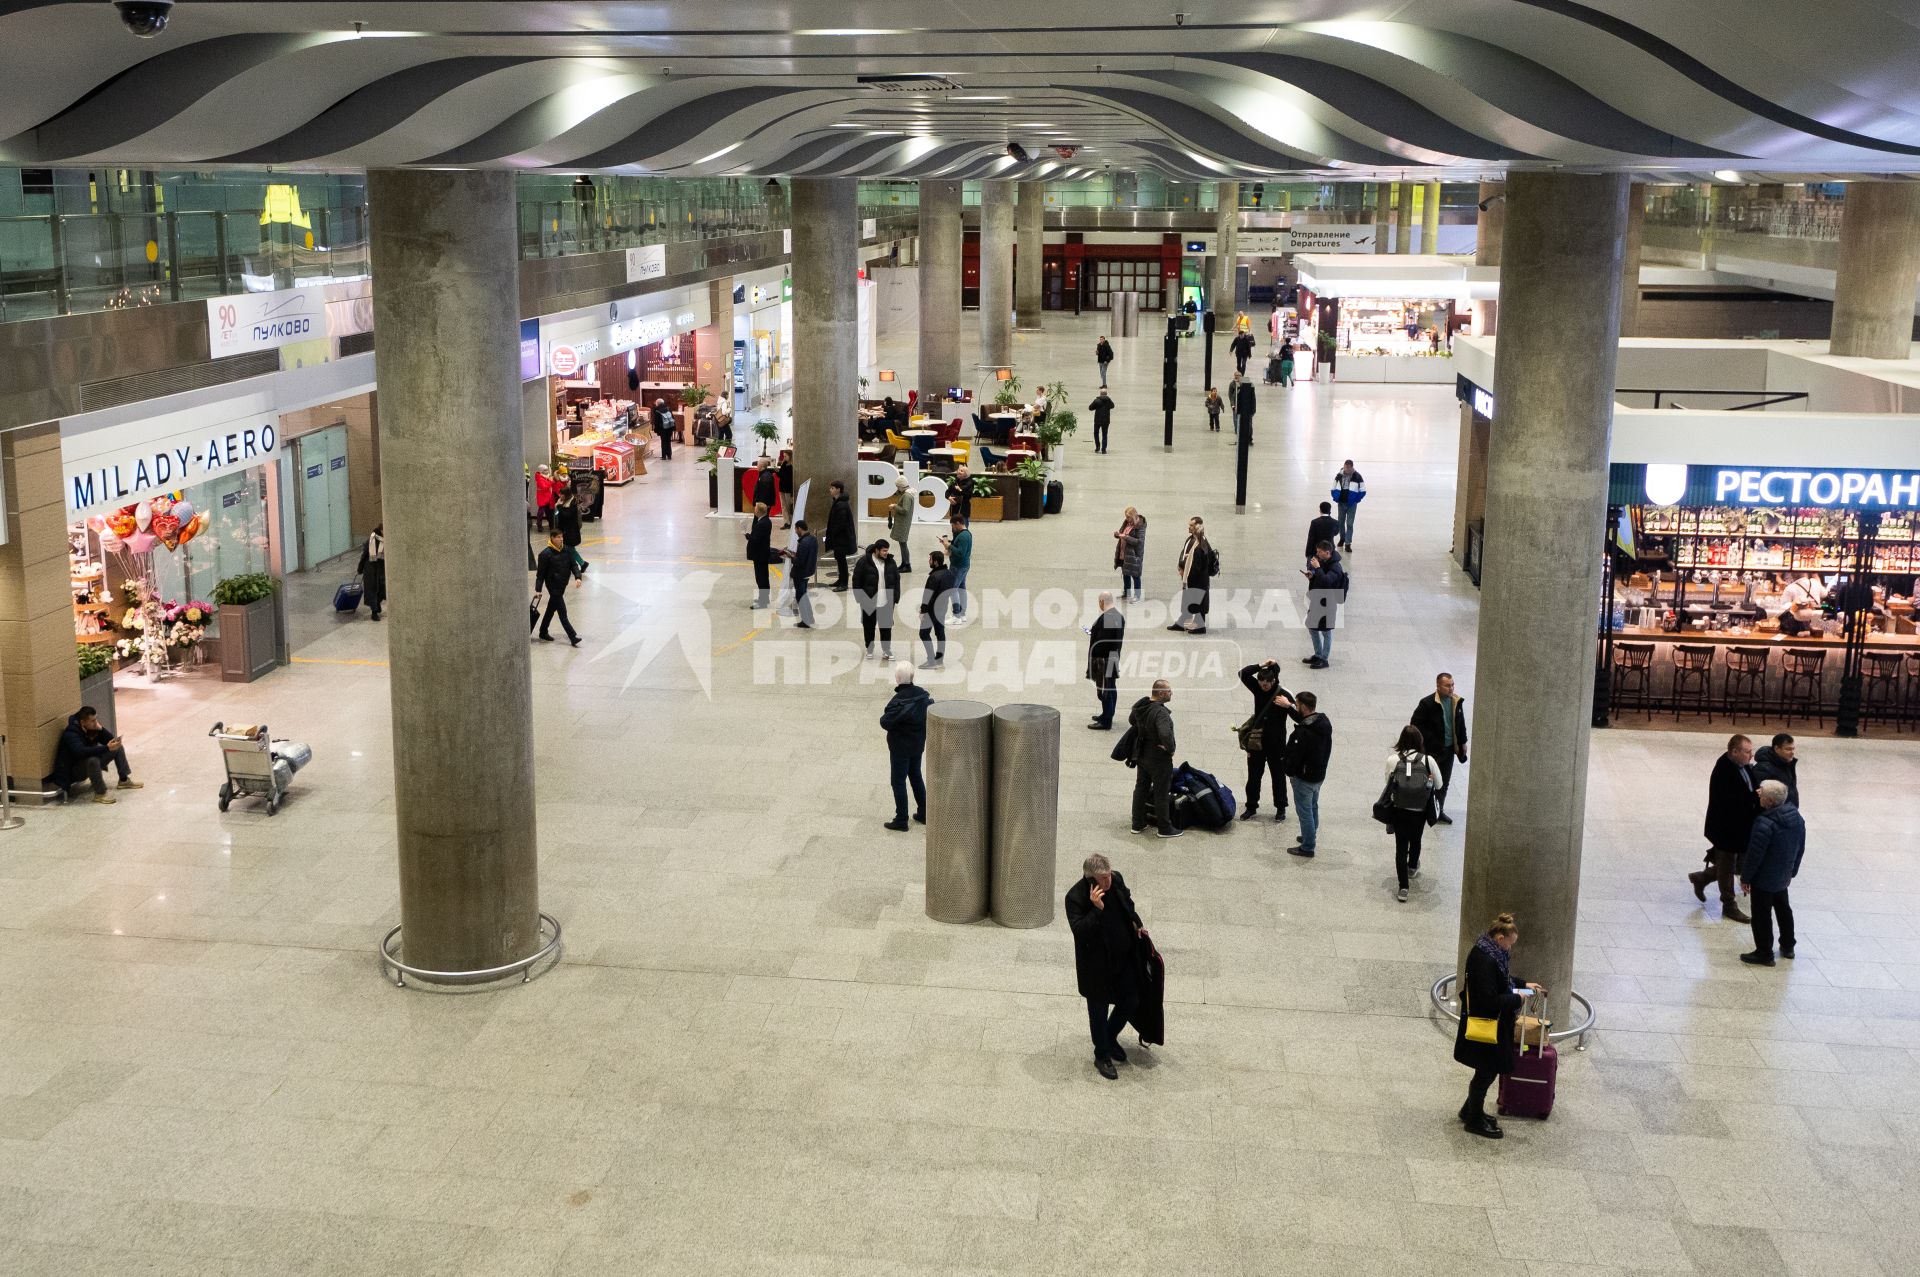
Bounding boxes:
[947,440,971,465]
[886,429,911,451]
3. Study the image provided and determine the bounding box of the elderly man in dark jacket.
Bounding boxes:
[880,661,931,831]
[1128,680,1180,838]
[1087,591,1125,729]
[1739,781,1806,965]
[744,501,777,609]
[1065,852,1146,1079]
[1690,733,1757,923]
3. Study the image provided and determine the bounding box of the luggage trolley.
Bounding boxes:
[208,722,312,815]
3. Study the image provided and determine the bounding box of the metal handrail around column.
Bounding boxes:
[379,912,562,989]
[1431,973,1594,1050]
[0,737,25,830]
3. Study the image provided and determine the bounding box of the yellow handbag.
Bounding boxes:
[1463,988,1500,1044]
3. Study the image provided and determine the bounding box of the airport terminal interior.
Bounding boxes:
[4,3,1920,1273]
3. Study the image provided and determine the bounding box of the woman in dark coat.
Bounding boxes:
[358,524,386,620]
[1454,912,1544,1140]
[1064,853,1145,1079]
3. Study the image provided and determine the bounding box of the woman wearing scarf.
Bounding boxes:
[1454,912,1544,1140]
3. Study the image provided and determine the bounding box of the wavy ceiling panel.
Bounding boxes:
[0,2,1917,176]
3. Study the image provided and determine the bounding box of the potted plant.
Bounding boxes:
[1038,407,1076,467]
[751,419,779,458]
[678,383,708,412]
[1014,456,1047,519]
[699,438,725,509]
[964,472,1003,522]
[1316,328,1337,376]
[77,642,116,734]
[212,573,285,683]
[992,372,1024,410]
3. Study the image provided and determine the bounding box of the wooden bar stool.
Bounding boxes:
[1862,651,1905,731]
[1671,644,1715,723]
[1722,646,1771,722]
[1611,642,1656,720]
[1779,648,1827,728]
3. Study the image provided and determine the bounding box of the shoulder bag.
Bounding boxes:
[1463,988,1500,1045]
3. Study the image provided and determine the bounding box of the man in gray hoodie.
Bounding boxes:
[1128,680,1181,839]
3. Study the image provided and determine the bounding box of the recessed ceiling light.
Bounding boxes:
[1713,169,1742,182]
[955,95,1007,101]
[797,28,907,35]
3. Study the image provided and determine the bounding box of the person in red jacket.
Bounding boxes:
[533,465,556,530]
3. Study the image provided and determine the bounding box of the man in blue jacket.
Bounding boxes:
[1739,780,1806,966]
[880,662,932,831]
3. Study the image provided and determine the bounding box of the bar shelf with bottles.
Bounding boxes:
[1599,466,1920,732]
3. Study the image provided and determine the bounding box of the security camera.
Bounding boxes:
[1174,11,1187,26]
[1476,193,1508,212]
[1006,142,1029,162]
[112,0,174,37]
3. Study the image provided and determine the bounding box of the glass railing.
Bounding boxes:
[1647,196,1845,242]
[0,170,924,321]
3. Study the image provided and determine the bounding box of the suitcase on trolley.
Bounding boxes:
[1497,993,1557,1119]
[333,580,363,612]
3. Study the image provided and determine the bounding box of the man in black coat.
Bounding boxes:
[1087,591,1125,729]
[1237,661,1291,822]
[850,540,900,659]
[532,531,581,645]
[917,550,954,669]
[1410,672,1469,824]
[1088,390,1115,454]
[750,457,779,513]
[1751,733,1799,809]
[785,520,818,629]
[1305,502,1341,564]
[1691,733,1757,923]
[824,481,857,591]
[1230,329,1255,375]
[1064,852,1146,1079]
[1280,691,1331,857]
[1128,680,1181,838]
[744,502,776,609]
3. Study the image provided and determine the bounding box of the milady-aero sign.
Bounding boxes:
[65,413,279,515]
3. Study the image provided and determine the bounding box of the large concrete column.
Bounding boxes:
[917,179,963,403]
[368,169,540,974]
[977,180,1014,369]
[1619,183,1645,338]
[1209,181,1239,321]
[790,178,859,531]
[0,424,81,784]
[1395,184,1415,254]
[1422,180,1441,254]
[1015,181,1046,330]
[1472,181,1505,335]
[1830,181,1920,358]
[1457,172,1628,1028]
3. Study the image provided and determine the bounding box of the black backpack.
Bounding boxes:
[1388,753,1432,811]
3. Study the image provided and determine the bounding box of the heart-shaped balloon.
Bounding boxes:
[151,495,173,517]
[106,509,138,538]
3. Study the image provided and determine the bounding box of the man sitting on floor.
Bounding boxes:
[50,706,142,804]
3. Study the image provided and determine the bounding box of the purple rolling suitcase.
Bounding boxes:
[1497,993,1556,1119]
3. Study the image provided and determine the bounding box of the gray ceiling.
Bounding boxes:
[3,1,1919,180]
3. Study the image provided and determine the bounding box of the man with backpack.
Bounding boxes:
[1127,680,1181,839]
[1280,691,1331,858]
[1302,543,1347,668]
[1409,673,1469,824]
[1236,661,1291,823]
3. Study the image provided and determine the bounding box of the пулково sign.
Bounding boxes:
[206,288,322,358]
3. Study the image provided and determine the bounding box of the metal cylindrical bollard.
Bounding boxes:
[925,700,993,923]
[989,703,1060,928]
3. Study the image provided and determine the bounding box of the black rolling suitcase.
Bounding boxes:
[1264,355,1283,385]
[1045,479,1064,514]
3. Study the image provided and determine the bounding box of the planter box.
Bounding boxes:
[971,496,1005,522]
[991,473,1022,522]
[1018,478,1045,520]
[79,668,116,735]
[219,593,285,683]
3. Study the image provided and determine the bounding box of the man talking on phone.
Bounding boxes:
[51,706,143,804]
[1065,853,1147,1080]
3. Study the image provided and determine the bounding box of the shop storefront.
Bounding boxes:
[1599,462,1920,734]
[1293,254,1492,383]
[542,287,712,470]
[732,267,791,412]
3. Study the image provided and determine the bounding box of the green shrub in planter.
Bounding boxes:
[211,573,279,606]
[77,643,111,680]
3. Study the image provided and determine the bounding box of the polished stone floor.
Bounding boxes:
[3,313,1917,1276]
